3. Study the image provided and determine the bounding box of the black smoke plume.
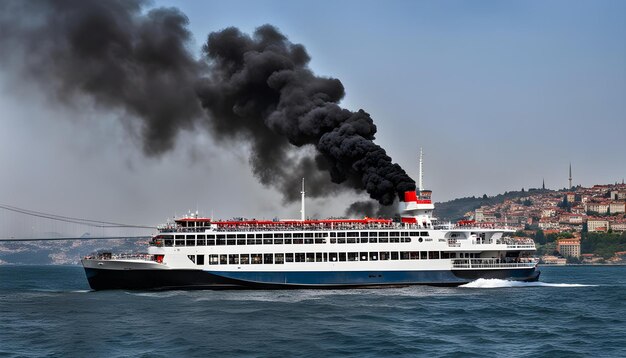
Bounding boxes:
[0,0,415,206]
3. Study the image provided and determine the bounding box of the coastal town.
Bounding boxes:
[464,169,626,265]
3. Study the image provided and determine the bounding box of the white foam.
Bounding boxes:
[460,278,597,289]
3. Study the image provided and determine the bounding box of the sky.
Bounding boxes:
[0,0,625,235]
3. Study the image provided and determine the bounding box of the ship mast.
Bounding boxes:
[418,147,424,191]
[300,178,306,221]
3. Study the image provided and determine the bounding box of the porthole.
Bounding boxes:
[418,237,423,243]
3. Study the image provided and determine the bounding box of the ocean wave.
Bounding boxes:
[460,278,597,288]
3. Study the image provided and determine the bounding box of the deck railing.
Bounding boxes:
[84,253,155,261]
[451,258,536,269]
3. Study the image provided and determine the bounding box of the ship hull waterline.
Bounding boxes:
[83,267,541,291]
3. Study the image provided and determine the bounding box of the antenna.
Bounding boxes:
[300,178,306,221]
[418,148,424,191]
[569,162,572,190]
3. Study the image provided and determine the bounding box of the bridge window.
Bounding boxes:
[400,232,408,237]
[263,233,273,238]
[240,254,250,264]
[315,233,326,238]
[337,237,346,244]
[196,255,204,265]
[293,233,303,238]
[330,232,336,237]
[188,255,196,263]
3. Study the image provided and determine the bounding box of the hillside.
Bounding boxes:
[434,188,553,222]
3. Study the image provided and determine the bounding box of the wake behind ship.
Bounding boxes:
[82,184,540,290]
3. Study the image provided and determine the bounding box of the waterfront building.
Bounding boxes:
[556,238,581,258]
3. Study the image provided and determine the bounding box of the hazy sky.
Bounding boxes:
[1,0,624,233]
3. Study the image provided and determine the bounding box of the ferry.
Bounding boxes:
[82,160,540,290]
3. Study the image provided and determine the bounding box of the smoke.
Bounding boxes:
[345,200,399,218]
[0,0,415,206]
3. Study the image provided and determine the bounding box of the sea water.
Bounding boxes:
[1,265,625,357]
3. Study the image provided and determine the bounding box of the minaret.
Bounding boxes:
[542,178,545,190]
[569,163,572,189]
[300,178,306,221]
[418,148,424,191]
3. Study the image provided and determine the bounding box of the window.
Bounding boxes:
[304,238,314,244]
[421,232,429,236]
[369,237,378,243]
[220,255,227,265]
[227,238,236,245]
[369,232,378,237]
[401,232,408,237]
[360,252,368,261]
[207,239,215,246]
[164,237,174,247]
[240,254,250,264]
[330,239,337,244]
[323,253,328,262]
[391,252,399,260]
[360,237,369,243]
[409,232,419,236]
[275,233,284,238]
[256,233,263,239]
[264,233,273,238]
[209,255,218,265]
[237,238,246,245]
[295,253,305,262]
[217,235,225,246]
[284,233,292,238]
[237,234,246,239]
[293,239,304,244]
[263,238,273,245]
[175,235,184,246]
[348,232,358,237]
[337,237,346,244]
[196,255,204,265]
[304,233,313,238]
[369,252,378,261]
[293,233,303,238]
[275,253,284,264]
[264,254,273,264]
[347,237,357,244]
[400,252,410,260]
[380,252,390,260]
[285,253,294,263]
[348,252,358,261]
[274,239,284,244]
[390,232,399,237]
[229,254,239,265]
[329,252,338,262]
[247,239,256,245]
[306,253,315,262]
[247,234,255,239]
[315,253,323,262]
[227,234,236,239]
[429,251,439,259]
[337,232,345,237]
[360,232,368,237]
[330,232,336,237]
[339,253,347,261]
[197,235,206,246]
[379,237,388,243]
[315,233,326,238]
[251,254,262,264]
[421,251,427,259]
[284,239,292,244]
[314,238,326,244]
[188,255,196,263]
[390,237,400,243]
[410,252,419,260]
